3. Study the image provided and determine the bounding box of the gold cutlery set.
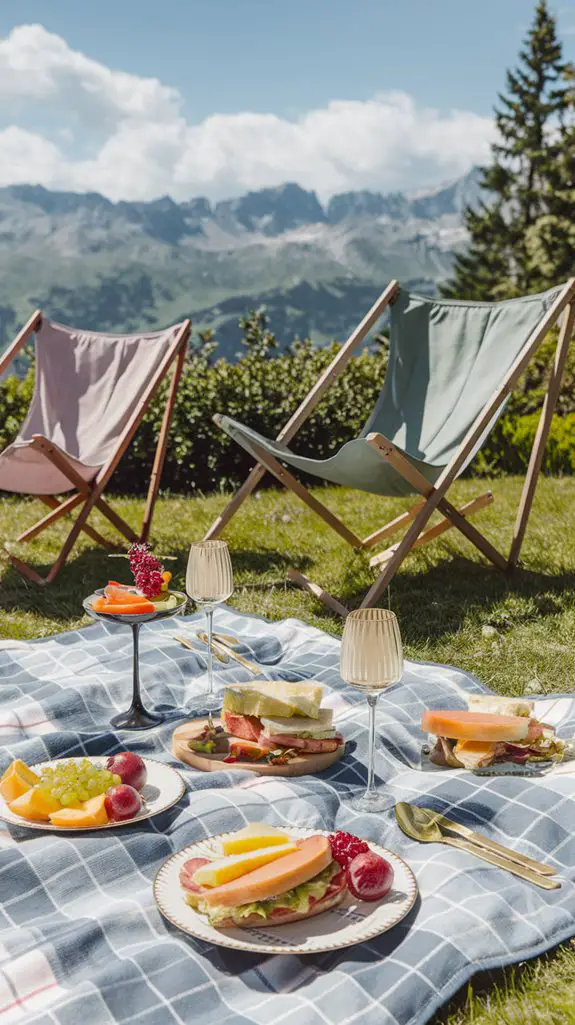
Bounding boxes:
[174,631,262,675]
[395,803,560,889]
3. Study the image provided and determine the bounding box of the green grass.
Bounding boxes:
[2,475,575,1023]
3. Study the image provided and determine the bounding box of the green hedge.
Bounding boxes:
[1,312,574,494]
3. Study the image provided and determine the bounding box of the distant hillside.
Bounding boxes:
[0,169,482,360]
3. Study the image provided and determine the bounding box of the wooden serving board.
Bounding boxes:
[172,719,345,777]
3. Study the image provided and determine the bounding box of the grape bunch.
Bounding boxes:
[128,543,164,599]
[38,759,122,807]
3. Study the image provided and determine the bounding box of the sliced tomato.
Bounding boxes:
[221,710,262,742]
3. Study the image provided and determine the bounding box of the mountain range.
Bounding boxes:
[0,169,482,362]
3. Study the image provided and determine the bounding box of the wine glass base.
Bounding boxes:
[110,708,165,731]
[349,790,393,814]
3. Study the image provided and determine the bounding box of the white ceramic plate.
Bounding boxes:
[154,827,418,954]
[0,757,186,831]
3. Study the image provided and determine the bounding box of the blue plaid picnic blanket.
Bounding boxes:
[2,605,575,1025]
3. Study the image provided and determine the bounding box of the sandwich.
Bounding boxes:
[180,827,346,929]
[221,681,344,759]
[423,695,564,770]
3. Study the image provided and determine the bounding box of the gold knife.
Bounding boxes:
[173,634,229,664]
[445,835,560,889]
[435,811,557,876]
[197,631,263,675]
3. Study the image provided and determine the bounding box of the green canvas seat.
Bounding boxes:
[208,277,575,614]
[216,285,563,498]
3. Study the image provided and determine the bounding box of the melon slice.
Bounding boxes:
[49,794,108,828]
[222,823,289,856]
[0,760,39,803]
[192,842,297,888]
[9,786,60,821]
[202,835,332,908]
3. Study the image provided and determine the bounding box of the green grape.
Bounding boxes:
[52,786,64,800]
[60,790,78,806]
[112,774,122,785]
[85,765,98,777]
[87,778,101,795]
[77,788,89,802]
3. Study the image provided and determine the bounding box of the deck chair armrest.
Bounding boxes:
[30,435,92,494]
[0,310,42,378]
[366,432,434,497]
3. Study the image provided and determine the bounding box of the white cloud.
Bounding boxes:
[0,23,495,202]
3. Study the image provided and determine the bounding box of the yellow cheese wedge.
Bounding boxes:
[222,823,289,856]
[0,760,40,803]
[49,794,108,828]
[223,681,323,719]
[192,842,297,888]
[9,786,60,821]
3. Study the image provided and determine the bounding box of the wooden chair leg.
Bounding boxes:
[4,549,48,586]
[17,495,84,543]
[45,494,101,584]
[204,464,267,540]
[509,302,575,568]
[369,492,493,568]
[36,497,115,549]
[95,499,138,543]
[361,502,424,548]
[286,568,349,617]
[247,440,364,549]
[141,341,187,543]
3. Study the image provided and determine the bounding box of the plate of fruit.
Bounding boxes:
[0,751,185,830]
[154,823,417,954]
[84,543,187,620]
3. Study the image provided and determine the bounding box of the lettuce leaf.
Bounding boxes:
[199,862,340,927]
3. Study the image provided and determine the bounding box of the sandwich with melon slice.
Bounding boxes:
[423,695,564,770]
[180,824,347,928]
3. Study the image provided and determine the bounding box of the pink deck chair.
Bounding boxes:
[0,310,191,584]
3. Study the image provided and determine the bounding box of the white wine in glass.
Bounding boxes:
[340,608,403,813]
[186,540,234,709]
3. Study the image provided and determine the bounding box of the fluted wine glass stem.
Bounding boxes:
[365,692,379,802]
[206,606,214,701]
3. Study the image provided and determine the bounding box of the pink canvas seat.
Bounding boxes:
[0,311,191,584]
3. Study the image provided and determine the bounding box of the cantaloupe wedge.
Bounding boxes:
[222,823,289,856]
[0,760,39,803]
[92,597,155,615]
[192,842,297,888]
[202,835,332,908]
[9,786,60,821]
[49,794,108,828]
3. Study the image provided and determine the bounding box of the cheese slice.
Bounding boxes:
[221,823,289,855]
[260,708,334,737]
[467,695,534,718]
[192,842,297,888]
[223,681,323,719]
[453,740,498,769]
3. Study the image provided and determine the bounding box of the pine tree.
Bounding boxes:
[443,1,570,300]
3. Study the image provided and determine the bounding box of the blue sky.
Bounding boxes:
[0,0,574,202]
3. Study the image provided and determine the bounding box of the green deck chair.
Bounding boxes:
[207,278,575,615]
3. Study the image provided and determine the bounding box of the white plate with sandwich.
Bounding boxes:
[154,823,418,954]
[172,681,346,776]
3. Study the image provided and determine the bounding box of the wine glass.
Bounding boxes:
[186,540,234,708]
[340,608,403,813]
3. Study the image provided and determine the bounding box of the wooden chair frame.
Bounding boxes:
[0,311,191,585]
[205,278,575,616]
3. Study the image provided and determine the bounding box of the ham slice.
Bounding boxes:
[221,710,262,742]
[260,734,343,754]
